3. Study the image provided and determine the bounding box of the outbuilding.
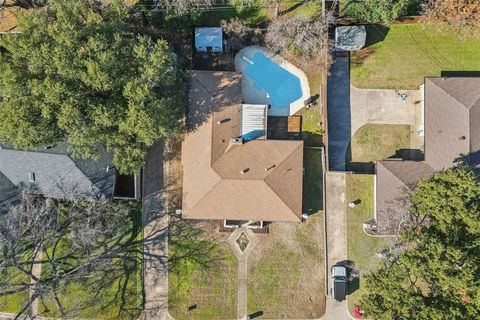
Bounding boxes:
[335,25,367,51]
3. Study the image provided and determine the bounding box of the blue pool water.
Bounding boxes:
[244,52,303,110]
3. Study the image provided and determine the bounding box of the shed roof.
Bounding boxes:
[335,26,366,51]
[182,71,303,222]
[195,27,223,49]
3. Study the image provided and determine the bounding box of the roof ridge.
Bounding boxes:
[264,143,303,217]
[377,160,409,188]
[428,78,475,110]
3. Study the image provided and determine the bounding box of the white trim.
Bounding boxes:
[223,220,264,229]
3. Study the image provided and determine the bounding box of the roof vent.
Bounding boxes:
[29,172,36,182]
[240,168,249,174]
[264,164,276,172]
[231,137,243,145]
[459,136,466,141]
[217,118,231,125]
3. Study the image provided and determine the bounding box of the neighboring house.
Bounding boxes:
[374,77,480,234]
[194,27,224,53]
[0,142,138,211]
[181,71,304,226]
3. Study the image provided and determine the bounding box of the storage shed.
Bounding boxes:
[195,27,223,53]
[335,25,367,51]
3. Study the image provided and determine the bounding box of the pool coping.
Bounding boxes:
[235,45,311,116]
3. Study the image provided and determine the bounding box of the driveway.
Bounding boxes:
[143,140,169,320]
[323,172,350,320]
[327,57,351,171]
[327,57,423,171]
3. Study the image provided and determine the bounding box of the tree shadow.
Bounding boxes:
[364,24,389,47]
[337,260,360,295]
[280,0,307,16]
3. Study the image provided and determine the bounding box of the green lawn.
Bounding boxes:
[348,124,411,172]
[303,148,323,214]
[40,204,143,320]
[0,268,30,314]
[346,174,387,314]
[351,24,480,89]
[168,221,237,320]
[247,215,325,319]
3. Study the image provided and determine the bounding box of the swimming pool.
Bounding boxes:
[242,52,303,115]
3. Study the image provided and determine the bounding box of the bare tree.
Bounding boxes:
[265,11,336,72]
[422,0,480,37]
[220,17,258,51]
[154,0,215,15]
[0,191,143,319]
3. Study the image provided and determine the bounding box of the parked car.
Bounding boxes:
[331,265,347,301]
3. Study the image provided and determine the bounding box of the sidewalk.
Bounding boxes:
[143,140,169,320]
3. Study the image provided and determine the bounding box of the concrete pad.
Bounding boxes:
[350,86,421,137]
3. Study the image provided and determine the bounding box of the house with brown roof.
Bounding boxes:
[181,71,304,225]
[374,77,480,234]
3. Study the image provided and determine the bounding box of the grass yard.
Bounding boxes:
[351,24,480,89]
[348,124,411,172]
[168,220,237,320]
[303,148,323,214]
[0,268,30,314]
[40,204,143,320]
[247,215,325,319]
[346,174,387,315]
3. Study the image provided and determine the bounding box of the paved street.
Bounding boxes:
[143,140,169,320]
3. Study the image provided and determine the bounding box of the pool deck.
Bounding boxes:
[235,46,311,116]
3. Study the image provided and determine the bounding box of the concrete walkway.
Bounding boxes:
[143,140,169,320]
[226,225,260,320]
[323,172,350,320]
[30,250,43,317]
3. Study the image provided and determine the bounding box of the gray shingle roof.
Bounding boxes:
[425,77,480,170]
[376,160,435,234]
[0,143,115,201]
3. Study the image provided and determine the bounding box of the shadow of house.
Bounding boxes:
[327,56,351,171]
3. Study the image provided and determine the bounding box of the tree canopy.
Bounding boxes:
[265,11,335,72]
[361,166,480,319]
[422,0,480,37]
[0,0,185,174]
[345,0,415,24]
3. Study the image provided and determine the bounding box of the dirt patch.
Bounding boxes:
[247,215,326,319]
[352,48,375,65]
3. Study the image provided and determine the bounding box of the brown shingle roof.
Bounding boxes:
[375,160,434,234]
[182,71,303,222]
[376,77,480,234]
[425,77,480,170]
